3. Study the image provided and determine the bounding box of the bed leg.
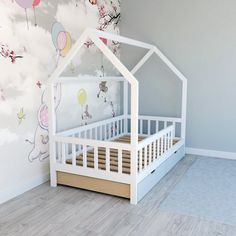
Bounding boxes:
[130,183,138,205]
[50,169,57,187]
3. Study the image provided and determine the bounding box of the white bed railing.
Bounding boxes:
[52,115,179,184]
[57,115,126,140]
[127,115,181,137]
[137,125,174,174]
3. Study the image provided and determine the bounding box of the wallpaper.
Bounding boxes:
[0,0,121,199]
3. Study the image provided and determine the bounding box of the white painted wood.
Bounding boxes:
[106,148,110,172]
[55,76,125,83]
[139,150,142,173]
[94,146,98,170]
[181,80,187,141]
[118,149,122,174]
[89,28,154,49]
[137,141,184,183]
[72,144,76,166]
[83,145,87,168]
[123,81,128,133]
[131,48,154,75]
[47,28,188,205]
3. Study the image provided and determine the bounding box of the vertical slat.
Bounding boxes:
[139,150,142,172]
[106,148,110,171]
[171,129,174,148]
[140,119,143,135]
[164,121,167,129]
[165,134,167,151]
[156,120,159,133]
[149,144,152,164]
[72,144,76,166]
[157,139,160,158]
[57,142,61,162]
[116,120,120,136]
[153,139,156,160]
[83,144,87,167]
[95,127,97,140]
[167,132,170,149]
[118,149,122,174]
[144,146,147,169]
[160,136,164,155]
[99,125,102,140]
[174,122,176,138]
[147,120,150,135]
[62,143,66,164]
[94,146,98,170]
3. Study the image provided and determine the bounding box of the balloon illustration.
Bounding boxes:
[77,89,87,107]
[32,0,40,26]
[51,22,65,49]
[57,31,67,50]
[59,32,72,57]
[15,0,33,29]
[51,22,72,66]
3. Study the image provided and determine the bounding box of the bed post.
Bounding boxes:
[123,80,128,133]
[48,82,57,187]
[181,80,187,144]
[130,81,139,204]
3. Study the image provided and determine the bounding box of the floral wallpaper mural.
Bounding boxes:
[0,0,121,203]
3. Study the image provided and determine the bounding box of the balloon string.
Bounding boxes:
[34,8,37,26]
[25,8,29,30]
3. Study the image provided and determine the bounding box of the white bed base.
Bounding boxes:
[48,28,188,204]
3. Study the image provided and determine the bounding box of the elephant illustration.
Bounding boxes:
[26,84,61,162]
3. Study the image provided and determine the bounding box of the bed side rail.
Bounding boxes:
[57,115,126,141]
[53,135,132,181]
[137,125,175,174]
[127,115,181,137]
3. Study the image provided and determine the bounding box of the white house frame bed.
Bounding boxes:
[48,28,188,204]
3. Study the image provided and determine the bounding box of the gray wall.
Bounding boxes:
[121,0,236,152]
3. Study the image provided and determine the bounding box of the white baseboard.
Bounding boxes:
[186,147,236,160]
[0,173,50,204]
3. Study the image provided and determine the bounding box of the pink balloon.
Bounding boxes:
[32,0,40,7]
[57,31,67,50]
[15,0,33,9]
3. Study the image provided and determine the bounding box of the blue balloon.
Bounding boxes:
[51,22,65,49]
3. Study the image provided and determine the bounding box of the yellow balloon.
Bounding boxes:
[77,89,87,107]
[60,32,72,57]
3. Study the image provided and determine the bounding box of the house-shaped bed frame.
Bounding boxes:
[48,28,187,204]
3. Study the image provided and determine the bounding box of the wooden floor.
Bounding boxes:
[66,135,179,174]
[1,155,236,236]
